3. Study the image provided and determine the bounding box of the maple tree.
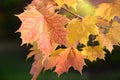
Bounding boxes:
[16,0,120,80]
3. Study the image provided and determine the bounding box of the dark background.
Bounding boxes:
[0,0,120,80]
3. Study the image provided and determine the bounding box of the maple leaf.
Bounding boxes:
[78,16,99,45]
[55,0,77,9]
[29,0,69,45]
[82,46,105,61]
[67,17,99,47]
[101,21,120,51]
[17,4,69,54]
[45,48,86,76]
[96,18,120,52]
[27,43,49,80]
[26,43,49,80]
[81,31,105,61]
[94,0,120,21]
[28,0,69,45]
[95,17,113,51]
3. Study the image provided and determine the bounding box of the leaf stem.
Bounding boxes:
[61,7,83,19]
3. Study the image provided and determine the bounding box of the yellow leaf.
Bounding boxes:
[94,0,120,20]
[67,17,99,47]
[82,46,105,61]
[67,19,84,47]
[94,17,113,51]
[55,0,77,9]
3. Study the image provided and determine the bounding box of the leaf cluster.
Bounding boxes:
[16,0,120,80]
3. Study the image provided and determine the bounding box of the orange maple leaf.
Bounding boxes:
[45,48,86,76]
[17,6,68,55]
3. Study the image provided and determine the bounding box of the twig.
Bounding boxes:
[61,7,83,19]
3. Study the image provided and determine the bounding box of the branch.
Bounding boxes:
[61,7,83,19]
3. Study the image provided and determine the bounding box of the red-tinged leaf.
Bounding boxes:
[17,4,69,55]
[46,13,69,45]
[30,51,48,80]
[45,48,86,76]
